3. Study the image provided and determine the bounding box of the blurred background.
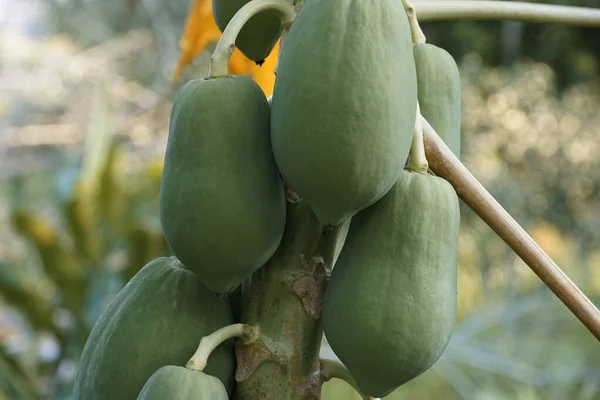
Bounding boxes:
[1,0,599,399]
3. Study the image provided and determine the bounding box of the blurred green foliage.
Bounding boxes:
[1,87,169,398]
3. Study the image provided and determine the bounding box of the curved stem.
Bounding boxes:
[401,0,426,44]
[186,323,258,372]
[407,102,429,174]
[320,359,375,400]
[209,0,296,78]
[414,0,600,27]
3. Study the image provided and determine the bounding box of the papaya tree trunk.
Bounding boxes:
[235,194,339,400]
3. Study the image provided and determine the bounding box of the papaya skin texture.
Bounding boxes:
[72,257,235,400]
[137,366,228,400]
[212,0,283,63]
[414,43,462,157]
[159,76,286,294]
[322,171,459,397]
[270,0,417,227]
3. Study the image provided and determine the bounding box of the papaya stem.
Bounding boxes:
[407,102,429,174]
[209,0,296,78]
[186,323,258,372]
[236,201,327,399]
[420,114,600,340]
[413,0,600,27]
[319,359,375,400]
[401,0,426,44]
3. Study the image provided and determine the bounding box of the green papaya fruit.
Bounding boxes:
[271,0,417,226]
[160,76,286,294]
[137,366,228,400]
[322,171,459,397]
[414,43,462,157]
[73,257,235,400]
[212,0,284,63]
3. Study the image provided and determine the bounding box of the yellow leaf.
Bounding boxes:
[175,0,277,96]
[173,0,221,80]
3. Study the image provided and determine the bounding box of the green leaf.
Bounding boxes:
[0,352,39,400]
[64,84,113,265]
[11,213,82,284]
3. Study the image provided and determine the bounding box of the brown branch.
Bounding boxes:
[421,115,600,341]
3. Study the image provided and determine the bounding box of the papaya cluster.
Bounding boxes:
[72,0,463,398]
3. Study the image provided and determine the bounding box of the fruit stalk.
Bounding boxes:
[401,0,426,44]
[209,0,296,77]
[187,324,258,372]
[406,103,429,174]
[413,0,600,27]
[235,199,337,399]
[420,114,600,340]
[319,359,374,400]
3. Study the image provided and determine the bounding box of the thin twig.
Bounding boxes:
[414,0,600,27]
[421,115,600,341]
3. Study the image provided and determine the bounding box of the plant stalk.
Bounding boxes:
[209,0,295,78]
[401,0,426,44]
[407,103,429,174]
[187,323,258,372]
[235,199,338,399]
[414,0,600,27]
[420,114,600,341]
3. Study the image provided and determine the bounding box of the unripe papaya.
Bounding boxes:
[322,171,459,397]
[414,43,462,157]
[73,257,235,400]
[271,0,417,226]
[137,366,228,400]
[213,0,284,63]
[160,76,286,294]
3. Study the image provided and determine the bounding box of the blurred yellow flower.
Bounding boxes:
[174,0,278,96]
